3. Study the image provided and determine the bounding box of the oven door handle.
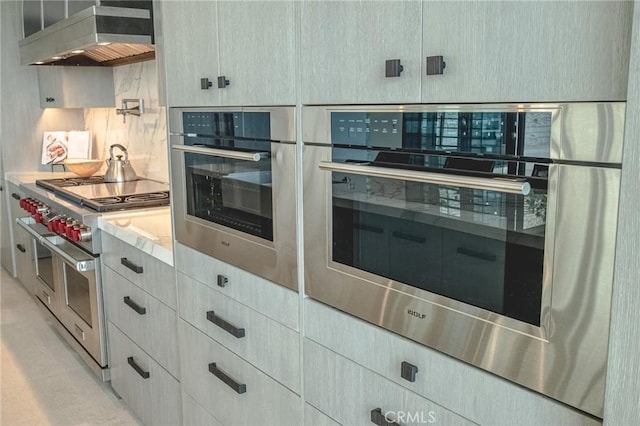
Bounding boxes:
[17,218,96,272]
[318,161,531,195]
[171,144,268,162]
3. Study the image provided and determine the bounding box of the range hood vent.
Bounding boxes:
[19,5,154,67]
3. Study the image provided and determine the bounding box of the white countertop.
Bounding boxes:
[4,171,75,186]
[97,207,174,266]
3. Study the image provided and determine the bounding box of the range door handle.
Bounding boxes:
[171,144,268,162]
[208,362,246,394]
[319,161,530,195]
[206,310,245,338]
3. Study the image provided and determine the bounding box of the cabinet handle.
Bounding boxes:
[16,244,26,253]
[45,97,55,103]
[128,356,150,379]
[123,296,147,315]
[392,231,426,244]
[208,362,246,394]
[385,59,404,78]
[401,361,419,382]
[456,247,496,262]
[371,408,400,426]
[217,274,228,288]
[121,257,143,273]
[200,78,213,90]
[217,76,230,88]
[356,223,384,234]
[11,193,21,201]
[206,310,245,338]
[426,55,446,75]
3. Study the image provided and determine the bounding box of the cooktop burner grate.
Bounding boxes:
[82,191,170,212]
[37,176,106,189]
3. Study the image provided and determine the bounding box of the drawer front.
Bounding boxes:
[304,339,473,426]
[179,320,302,426]
[102,233,176,309]
[304,403,341,426]
[304,300,600,426]
[108,322,182,426]
[177,272,300,393]
[176,242,298,330]
[182,391,223,426]
[104,267,179,378]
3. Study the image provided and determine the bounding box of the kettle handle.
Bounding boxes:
[109,144,129,162]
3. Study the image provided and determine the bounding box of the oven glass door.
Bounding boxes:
[34,239,55,292]
[330,165,547,326]
[63,262,94,327]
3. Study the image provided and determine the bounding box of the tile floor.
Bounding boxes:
[0,267,140,425]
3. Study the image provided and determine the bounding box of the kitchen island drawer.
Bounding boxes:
[304,403,341,426]
[175,242,298,330]
[108,322,181,426]
[179,319,302,426]
[177,271,300,393]
[304,339,474,426]
[103,267,179,378]
[102,233,176,309]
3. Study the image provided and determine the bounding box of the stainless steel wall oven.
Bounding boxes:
[170,107,297,290]
[302,103,624,417]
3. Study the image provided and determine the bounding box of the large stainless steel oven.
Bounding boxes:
[302,103,624,417]
[170,107,297,290]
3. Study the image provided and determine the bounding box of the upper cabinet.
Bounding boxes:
[300,0,631,105]
[300,1,422,105]
[421,1,632,103]
[37,67,115,108]
[161,1,296,107]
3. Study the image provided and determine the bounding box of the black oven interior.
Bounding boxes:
[182,111,274,241]
[330,111,551,326]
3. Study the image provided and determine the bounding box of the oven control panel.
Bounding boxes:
[19,197,92,243]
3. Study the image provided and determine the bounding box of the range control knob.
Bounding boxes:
[77,226,92,242]
[47,219,58,232]
[56,218,68,233]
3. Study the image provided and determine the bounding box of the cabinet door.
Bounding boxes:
[160,1,220,107]
[301,1,422,104]
[37,67,115,108]
[216,1,296,106]
[422,1,632,102]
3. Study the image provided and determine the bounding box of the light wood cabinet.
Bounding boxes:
[160,0,295,107]
[37,67,115,108]
[421,1,632,103]
[108,323,181,426]
[179,319,302,426]
[300,1,422,105]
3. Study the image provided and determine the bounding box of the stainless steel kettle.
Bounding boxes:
[104,144,137,182]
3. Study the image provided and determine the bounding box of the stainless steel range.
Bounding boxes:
[16,176,170,380]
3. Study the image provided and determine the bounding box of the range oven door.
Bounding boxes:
[48,236,107,368]
[16,217,61,316]
[302,103,624,418]
[170,107,297,290]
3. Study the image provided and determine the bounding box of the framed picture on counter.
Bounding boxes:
[41,131,91,165]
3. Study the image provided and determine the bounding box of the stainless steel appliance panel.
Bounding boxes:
[170,107,297,291]
[302,103,624,418]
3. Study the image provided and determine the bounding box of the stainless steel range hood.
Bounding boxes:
[19,5,154,66]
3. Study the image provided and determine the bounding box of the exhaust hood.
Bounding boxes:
[19,5,154,66]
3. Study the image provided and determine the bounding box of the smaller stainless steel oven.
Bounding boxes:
[303,103,624,418]
[170,107,297,290]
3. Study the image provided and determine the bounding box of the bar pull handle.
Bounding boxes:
[356,223,384,234]
[124,296,147,315]
[371,408,400,426]
[11,193,21,201]
[171,144,267,162]
[128,356,150,379]
[319,161,530,195]
[208,363,246,394]
[16,244,26,253]
[206,310,245,338]
[456,247,497,262]
[121,257,143,274]
[392,231,426,244]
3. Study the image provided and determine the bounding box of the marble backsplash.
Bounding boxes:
[84,60,169,183]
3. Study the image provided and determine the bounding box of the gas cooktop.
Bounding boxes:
[36,176,170,212]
